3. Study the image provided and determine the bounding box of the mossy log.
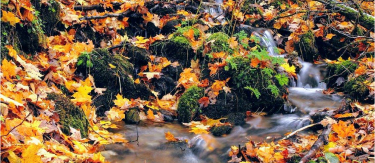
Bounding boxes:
[320,0,375,30]
[47,93,89,138]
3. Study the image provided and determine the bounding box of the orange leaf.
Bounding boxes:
[354,65,366,77]
[165,131,178,142]
[183,29,195,42]
[198,97,209,108]
[332,120,356,138]
[1,59,17,81]
[147,109,155,120]
[198,79,209,87]
[1,10,20,26]
[250,58,260,68]
[212,51,226,59]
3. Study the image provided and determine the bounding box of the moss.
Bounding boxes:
[325,60,358,88]
[32,0,63,36]
[124,108,140,124]
[210,124,232,137]
[150,40,195,68]
[177,86,204,123]
[76,49,151,115]
[125,45,150,67]
[344,76,372,102]
[295,30,318,62]
[228,57,286,112]
[206,32,231,53]
[202,92,235,119]
[47,93,89,137]
[171,36,191,47]
[175,26,200,39]
[15,23,44,55]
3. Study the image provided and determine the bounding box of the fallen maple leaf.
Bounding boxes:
[1,10,20,26]
[332,120,356,138]
[165,131,178,142]
[198,97,209,108]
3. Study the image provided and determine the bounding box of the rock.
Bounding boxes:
[202,92,235,119]
[177,86,204,123]
[152,76,177,99]
[125,45,151,68]
[161,19,181,35]
[160,109,175,122]
[210,124,232,137]
[75,49,152,115]
[125,108,140,124]
[32,0,64,36]
[295,30,319,62]
[344,76,373,102]
[226,113,246,126]
[47,93,89,138]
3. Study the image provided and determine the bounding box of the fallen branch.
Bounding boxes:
[79,10,131,20]
[300,124,332,163]
[282,123,320,140]
[74,2,124,11]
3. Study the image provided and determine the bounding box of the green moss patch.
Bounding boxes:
[177,86,204,123]
[47,93,89,138]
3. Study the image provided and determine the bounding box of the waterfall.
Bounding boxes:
[297,60,327,89]
[251,30,278,56]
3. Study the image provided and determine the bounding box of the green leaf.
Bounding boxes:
[275,74,289,86]
[86,60,93,68]
[324,152,339,163]
[261,68,274,77]
[267,84,279,97]
[77,59,83,66]
[245,86,261,99]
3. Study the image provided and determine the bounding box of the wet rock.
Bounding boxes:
[75,49,152,115]
[152,76,176,99]
[177,86,204,123]
[47,93,89,138]
[125,108,140,124]
[210,124,232,137]
[295,30,319,62]
[160,109,175,122]
[226,113,246,126]
[202,92,235,119]
[325,60,357,89]
[125,45,151,68]
[161,19,181,35]
[344,76,373,102]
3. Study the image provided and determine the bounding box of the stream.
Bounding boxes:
[102,28,344,162]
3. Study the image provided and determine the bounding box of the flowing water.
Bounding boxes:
[103,28,344,162]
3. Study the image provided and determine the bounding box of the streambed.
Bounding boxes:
[102,87,343,163]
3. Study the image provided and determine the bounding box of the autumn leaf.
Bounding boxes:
[72,85,92,104]
[280,63,296,77]
[147,109,155,120]
[1,10,20,26]
[250,58,260,68]
[211,78,230,95]
[165,131,178,142]
[198,97,209,108]
[183,29,195,42]
[105,107,125,121]
[1,59,17,80]
[354,65,366,77]
[332,120,356,138]
[113,94,131,110]
[326,33,336,40]
[23,143,43,163]
[178,68,199,89]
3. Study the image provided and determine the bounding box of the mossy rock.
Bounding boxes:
[202,92,236,119]
[15,23,44,54]
[295,30,318,62]
[76,49,152,115]
[225,112,246,126]
[74,24,97,45]
[206,32,231,53]
[125,45,150,68]
[210,124,232,137]
[227,57,287,113]
[124,108,140,124]
[1,22,13,60]
[177,86,204,123]
[344,76,373,102]
[32,0,63,36]
[149,40,196,68]
[325,60,358,89]
[47,93,89,138]
[161,19,181,35]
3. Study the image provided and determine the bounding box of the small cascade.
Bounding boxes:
[251,30,278,56]
[297,59,327,89]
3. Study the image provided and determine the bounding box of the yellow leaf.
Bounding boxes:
[22,144,43,163]
[280,63,296,77]
[135,36,149,44]
[326,33,336,40]
[92,152,105,163]
[5,45,17,57]
[134,78,140,84]
[113,94,131,109]
[1,10,20,26]
[72,85,92,104]
[324,142,337,152]
[7,151,21,163]
[109,63,116,69]
[106,107,125,121]
[72,140,88,154]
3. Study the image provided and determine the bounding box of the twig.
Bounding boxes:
[127,125,139,146]
[79,10,131,20]
[282,123,320,140]
[0,112,32,137]
[74,2,124,11]
[300,125,332,163]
